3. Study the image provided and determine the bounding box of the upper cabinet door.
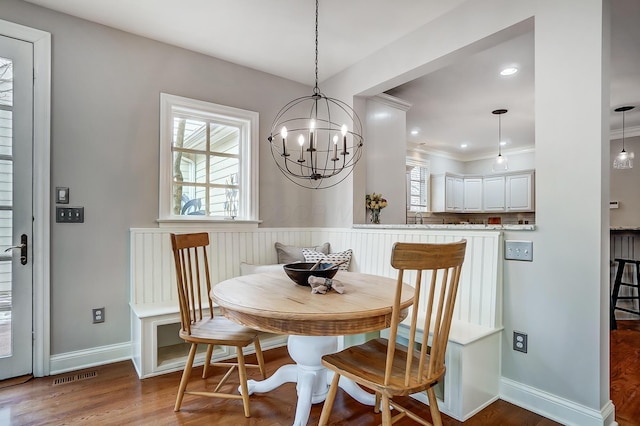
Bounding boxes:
[506,172,534,211]
[483,176,506,212]
[463,178,483,212]
[446,176,463,211]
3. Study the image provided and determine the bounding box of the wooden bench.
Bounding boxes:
[130,227,503,420]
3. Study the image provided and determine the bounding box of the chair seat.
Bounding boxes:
[179,316,260,346]
[322,338,444,397]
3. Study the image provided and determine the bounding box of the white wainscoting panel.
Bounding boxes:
[130,227,502,329]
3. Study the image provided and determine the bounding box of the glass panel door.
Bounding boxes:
[0,34,34,379]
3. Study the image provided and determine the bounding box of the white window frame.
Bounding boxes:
[406,158,430,212]
[158,93,259,224]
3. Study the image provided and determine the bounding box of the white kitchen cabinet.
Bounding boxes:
[447,176,463,211]
[431,174,463,212]
[463,178,483,212]
[506,172,534,211]
[483,176,506,211]
[432,170,534,213]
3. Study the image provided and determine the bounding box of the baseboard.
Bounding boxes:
[49,341,132,375]
[500,377,617,426]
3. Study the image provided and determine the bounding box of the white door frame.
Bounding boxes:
[0,19,51,377]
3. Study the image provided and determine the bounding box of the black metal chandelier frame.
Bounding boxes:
[267,0,364,189]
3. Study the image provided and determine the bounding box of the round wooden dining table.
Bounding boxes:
[211,270,414,426]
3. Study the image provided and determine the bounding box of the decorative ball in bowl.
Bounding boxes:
[283,262,338,286]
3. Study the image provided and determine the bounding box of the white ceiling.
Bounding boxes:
[22,0,465,85]
[386,31,535,161]
[22,0,640,160]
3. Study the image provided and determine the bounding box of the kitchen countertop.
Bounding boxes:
[353,223,535,231]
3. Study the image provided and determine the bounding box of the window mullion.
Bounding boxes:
[205,120,211,216]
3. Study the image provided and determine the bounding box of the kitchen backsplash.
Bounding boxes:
[407,211,535,225]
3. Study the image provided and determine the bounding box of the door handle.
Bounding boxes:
[4,234,28,265]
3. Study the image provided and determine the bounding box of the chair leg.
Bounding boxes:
[318,372,340,426]
[202,344,214,379]
[381,394,392,426]
[253,338,266,379]
[236,347,251,418]
[426,387,443,426]
[174,343,198,411]
[374,391,381,413]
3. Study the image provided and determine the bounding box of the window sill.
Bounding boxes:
[156,218,261,229]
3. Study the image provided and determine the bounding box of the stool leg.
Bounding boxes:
[635,262,640,313]
[612,260,627,308]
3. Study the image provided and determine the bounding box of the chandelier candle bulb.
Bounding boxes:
[309,120,315,151]
[332,135,338,160]
[341,124,348,155]
[281,126,289,156]
[298,135,305,162]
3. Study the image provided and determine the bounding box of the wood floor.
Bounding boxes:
[611,320,640,426]
[0,322,638,425]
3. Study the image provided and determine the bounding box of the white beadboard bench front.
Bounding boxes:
[129,227,503,420]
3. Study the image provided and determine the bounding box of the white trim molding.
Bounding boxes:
[500,377,617,426]
[610,125,640,140]
[49,342,132,375]
[0,19,51,378]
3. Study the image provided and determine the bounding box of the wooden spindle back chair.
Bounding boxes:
[170,232,266,417]
[319,240,467,426]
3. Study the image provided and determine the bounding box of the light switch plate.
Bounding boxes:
[505,240,533,261]
[56,187,69,204]
[56,206,84,223]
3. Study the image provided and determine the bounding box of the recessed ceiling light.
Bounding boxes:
[460,143,468,149]
[500,67,518,76]
[410,129,419,135]
[500,141,507,146]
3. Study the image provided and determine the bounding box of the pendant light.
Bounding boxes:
[492,109,508,172]
[613,106,635,169]
[267,0,364,189]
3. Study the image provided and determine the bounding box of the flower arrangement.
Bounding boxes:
[365,192,387,224]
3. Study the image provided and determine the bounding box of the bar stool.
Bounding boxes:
[611,258,640,318]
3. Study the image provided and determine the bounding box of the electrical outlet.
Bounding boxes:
[92,307,105,324]
[513,331,527,353]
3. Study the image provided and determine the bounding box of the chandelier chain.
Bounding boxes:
[314,0,319,94]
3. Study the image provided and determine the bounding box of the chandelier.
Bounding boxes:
[492,109,509,172]
[267,0,364,189]
[613,106,634,169]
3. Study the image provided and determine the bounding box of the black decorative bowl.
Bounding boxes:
[283,262,338,286]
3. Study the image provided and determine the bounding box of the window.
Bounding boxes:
[406,159,429,212]
[159,94,258,222]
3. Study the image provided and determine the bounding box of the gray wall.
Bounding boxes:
[2,0,313,355]
[610,135,640,227]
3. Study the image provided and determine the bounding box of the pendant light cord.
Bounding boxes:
[498,114,502,156]
[622,110,626,152]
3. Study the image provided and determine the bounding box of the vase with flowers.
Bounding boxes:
[365,192,388,224]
